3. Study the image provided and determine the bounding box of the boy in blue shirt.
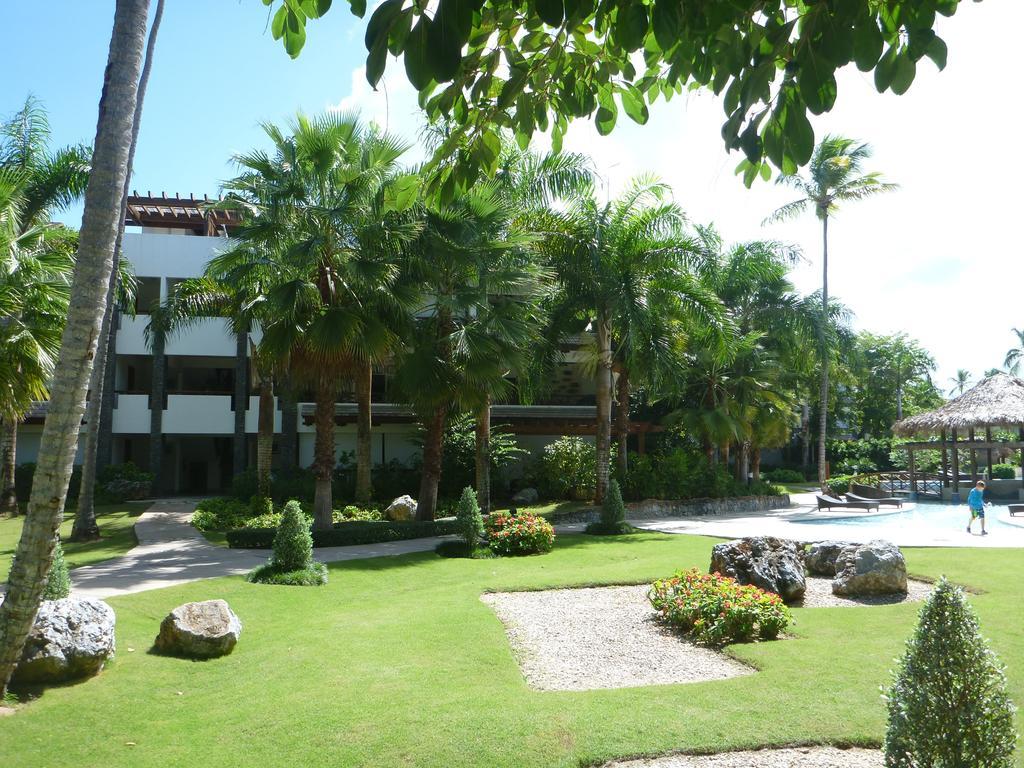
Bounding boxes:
[966,480,989,536]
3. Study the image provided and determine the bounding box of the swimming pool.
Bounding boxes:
[795,501,1020,532]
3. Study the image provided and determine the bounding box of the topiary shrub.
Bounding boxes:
[486,511,555,556]
[42,540,71,600]
[991,463,1017,480]
[586,479,632,535]
[454,486,484,551]
[246,500,326,586]
[884,577,1016,767]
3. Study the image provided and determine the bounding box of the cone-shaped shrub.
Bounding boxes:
[271,500,313,572]
[42,539,71,600]
[455,486,484,550]
[884,577,1016,767]
[586,479,631,535]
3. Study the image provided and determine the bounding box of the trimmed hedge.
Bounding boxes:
[226,519,459,549]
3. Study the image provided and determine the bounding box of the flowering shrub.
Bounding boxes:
[486,511,555,556]
[649,569,791,646]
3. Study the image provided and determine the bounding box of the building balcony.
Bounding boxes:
[297,402,598,431]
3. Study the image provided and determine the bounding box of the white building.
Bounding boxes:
[19,194,611,494]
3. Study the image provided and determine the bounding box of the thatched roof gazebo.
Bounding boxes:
[893,372,1024,502]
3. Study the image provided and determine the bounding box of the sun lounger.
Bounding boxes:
[845,491,903,508]
[1009,504,1024,517]
[816,494,880,511]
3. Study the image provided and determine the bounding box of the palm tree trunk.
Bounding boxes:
[96,309,119,470]
[312,377,335,531]
[354,359,373,504]
[751,445,762,482]
[417,406,446,521]
[148,328,165,494]
[279,370,297,469]
[256,374,274,497]
[615,368,629,477]
[474,397,491,515]
[232,329,248,477]
[735,443,748,483]
[594,314,612,503]
[0,0,152,697]
[0,419,17,515]
[817,215,830,491]
[800,401,810,471]
[73,0,164,543]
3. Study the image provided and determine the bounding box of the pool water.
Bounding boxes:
[796,502,1020,532]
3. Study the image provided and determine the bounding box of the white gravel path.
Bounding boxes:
[798,577,933,608]
[480,584,752,691]
[605,746,883,767]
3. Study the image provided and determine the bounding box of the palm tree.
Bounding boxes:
[0,98,90,516]
[223,113,418,527]
[0,0,154,698]
[1004,329,1024,376]
[766,135,897,490]
[394,183,539,519]
[537,176,714,502]
[948,369,972,397]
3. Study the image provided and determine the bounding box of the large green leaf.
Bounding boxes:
[404,16,433,90]
[853,19,883,72]
[536,0,564,27]
[890,51,916,95]
[620,85,649,125]
[595,86,617,135]
[382,174,421,213]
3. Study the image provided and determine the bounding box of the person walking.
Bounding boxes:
[966,480,990,536]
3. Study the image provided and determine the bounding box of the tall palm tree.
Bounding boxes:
[948,368,972,397]
[1004,329,1024,376]
[536,176,715,502]
[224,113,418,527]
[394,183,539,519]
[766,135,897,489]
[0,0,154,698]
[0,98,90,515]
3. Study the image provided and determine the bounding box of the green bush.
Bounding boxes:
[190,497,251,532]
[586,479,631,535]
[42,540,70,600]
[414,414,526,499]
[535,437,596,500]
[454,486,484,550]
[826,474,854,496]
[335,505,383,522]
[764,468,805,484]
[486,511,555,556]
[244,511,283,529]
[649,568,791,646]
[250,494,273,517]
[991,463,1017,480]
[95,462,153,502]
[246,561,328,586]
[271,501,313,571]
[620,448,783,502]
[884,577,1015,767]
[15,463,81,504]
[226,519,460,549]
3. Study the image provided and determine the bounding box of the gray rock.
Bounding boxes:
[385,495,417,521]
[13,598,116,684]
[805,540,856,577]
[710,537,806,604]
[832,540,907,596]
[154,599,242,659]
[511,487,539,505]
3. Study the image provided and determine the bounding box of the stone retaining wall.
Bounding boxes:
[548,494,791,524]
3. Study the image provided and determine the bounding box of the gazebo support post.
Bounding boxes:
[941,429,949,488]
[907,448,917,501]
[951,428,960,504]
[968,427,977,484]
[1019,427,1024,500]
[986,427,993,481]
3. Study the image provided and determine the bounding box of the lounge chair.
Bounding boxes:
[846,491,903,508]
[816,494,880,512]
[1010,504,1024,517]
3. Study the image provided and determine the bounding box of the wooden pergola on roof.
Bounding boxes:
[892,373,1024,499]
[125,192,242,235]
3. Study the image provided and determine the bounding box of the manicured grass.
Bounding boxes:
[2,533,1022,767]
[0,503,145,578]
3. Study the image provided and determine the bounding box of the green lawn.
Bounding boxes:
[0,503,145,578]
[2,533,1021,767]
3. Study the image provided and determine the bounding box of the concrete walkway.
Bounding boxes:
[70,499,454,600]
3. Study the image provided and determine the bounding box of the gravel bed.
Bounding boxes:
[605,746,882,767]
[480,584,752,691]
[797,577,932,608]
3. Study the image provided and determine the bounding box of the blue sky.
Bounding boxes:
[3,0,1022,390]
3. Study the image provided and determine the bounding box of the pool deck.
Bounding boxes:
[631,492,1024,548]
